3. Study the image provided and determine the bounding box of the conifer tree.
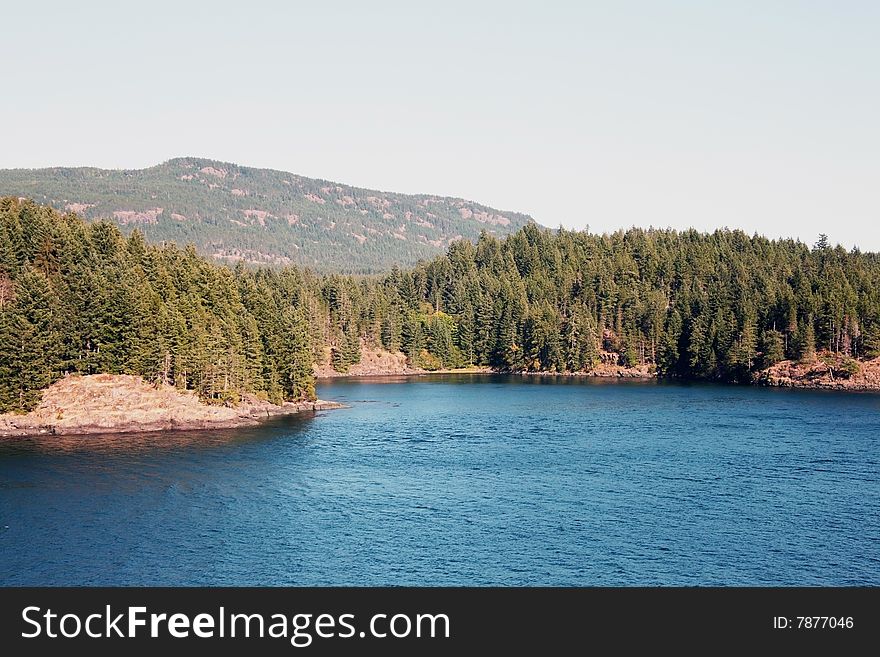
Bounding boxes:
[760,329,785,368]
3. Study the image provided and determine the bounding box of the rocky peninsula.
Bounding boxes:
[0,374,342,438]
[755,354,880,391]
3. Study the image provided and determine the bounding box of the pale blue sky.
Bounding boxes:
[2,1,878,250]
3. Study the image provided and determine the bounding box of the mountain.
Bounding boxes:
[0,157,535,272]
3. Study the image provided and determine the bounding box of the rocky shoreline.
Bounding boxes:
[0,374,343,438]
[314,344,655,380]
[3,355,877,439]
[316,353,880,390]
[317,365,655,380]
[316,366,494,379]
[753,355,880,391]
[510,364,655,379]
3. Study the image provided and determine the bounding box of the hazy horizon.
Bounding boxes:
[1,1,877,250]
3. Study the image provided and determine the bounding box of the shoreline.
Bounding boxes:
[317,369,656,380]
[315,360,656,380]
[0,374,345,439]
[0,399,345,438]
[4,354,878,439]
[316,366,494,379]
[316,359,880,391]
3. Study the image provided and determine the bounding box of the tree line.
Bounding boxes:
[0,198,313,411]
[320,224,880,380]
[1,197,878,412]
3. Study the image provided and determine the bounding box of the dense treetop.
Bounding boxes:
[0,198,314,411]
[1,197,878,413]
[328,223,880,380]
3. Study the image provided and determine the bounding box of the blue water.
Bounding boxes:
[1,375,878,586]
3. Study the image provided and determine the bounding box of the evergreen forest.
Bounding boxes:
[2,197,878,413]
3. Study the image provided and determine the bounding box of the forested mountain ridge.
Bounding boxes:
[0,158,534,272]
[1,198,879,414]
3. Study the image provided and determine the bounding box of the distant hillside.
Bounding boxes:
[0,158,534,272]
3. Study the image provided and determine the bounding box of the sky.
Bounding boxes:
[2,1,878,250]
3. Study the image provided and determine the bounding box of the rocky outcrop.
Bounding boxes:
[0,374,342,437]
[314,345,653,379]
[755,354,880,390]
[509,363,655,379]
[581,363,654,378]
[314,346,426,378]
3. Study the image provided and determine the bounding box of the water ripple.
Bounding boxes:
[0,376,878,586]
